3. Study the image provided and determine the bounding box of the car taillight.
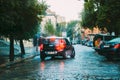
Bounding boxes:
[40,44,43,51]
[55,43,66,51]
[114,44,120,49]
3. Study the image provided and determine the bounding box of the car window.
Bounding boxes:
[43,38,67,45]
[55,38,66,44]
[103,36,117,41]
[43,38,58,44]
[43,39,50,44]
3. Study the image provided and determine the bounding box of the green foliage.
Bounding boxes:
[66,21,78,40]
[55,22,66,36]
[81,0,120,35]
[44,20,55,36]
[81,0,96,28]
[0,0,48,61]
[96,0,120,35]
[0,0,48,39]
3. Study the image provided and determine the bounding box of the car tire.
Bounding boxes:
[63,50,72,59]
[40,52,46,61]
[71,50,75,58]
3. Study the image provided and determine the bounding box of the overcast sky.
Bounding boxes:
[45,0,84,22]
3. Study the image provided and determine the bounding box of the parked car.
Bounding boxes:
[39,36,75,60]
[86,40,93,47]
[82,39,89,45]
[97,37,120,60]
[93,34,118,52]
[0,40,20,56]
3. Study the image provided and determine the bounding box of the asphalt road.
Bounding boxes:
[0,44,120,80]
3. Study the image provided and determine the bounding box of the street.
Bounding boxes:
[0,44,120,80]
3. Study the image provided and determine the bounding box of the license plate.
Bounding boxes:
[47,51,57,54]
[104,45,110,48]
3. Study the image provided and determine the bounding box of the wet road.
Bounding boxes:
[0,45,120,80]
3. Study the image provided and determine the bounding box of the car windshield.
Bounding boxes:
[108,37,120,43]
[44,38,66,45]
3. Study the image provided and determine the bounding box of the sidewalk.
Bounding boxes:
[0,47,40,68]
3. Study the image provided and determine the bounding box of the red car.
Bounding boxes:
[39,36,75,60]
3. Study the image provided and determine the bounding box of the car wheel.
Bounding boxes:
[71,50,75,58]
[63,50,72,59]
[40,52,46,61]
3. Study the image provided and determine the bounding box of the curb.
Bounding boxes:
[0,53,40,68]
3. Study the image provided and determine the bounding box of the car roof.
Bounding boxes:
[108,37,120,43]
[95,34,116,37]
[94,34,118,41]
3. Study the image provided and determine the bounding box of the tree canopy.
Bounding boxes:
[44,20,55,36]
[66,20,78,40]
[55,22,66,36]
[81,0,120,35]
[0,0,47,39]
[0,0,47,61]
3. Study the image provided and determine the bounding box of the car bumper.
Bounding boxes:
[40,50,64,56]
[97,48,119,56]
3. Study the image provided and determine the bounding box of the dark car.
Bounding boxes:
[93,34,118,52]
[97,37,120,60]
[39,36,75,60]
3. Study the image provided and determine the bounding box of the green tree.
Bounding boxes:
[81,0,120,35]
[56,22,66,36]
[44,20,55,36]
[81,0,96,28]
[66,21,78,40]
[96,0,120,35]
[0,0,47,61]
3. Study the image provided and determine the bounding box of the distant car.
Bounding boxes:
[39,36,75,60]
[86,40,93,47]
[82,39,89,45]
[72,40,77,45]
[0,40,20,56]
[97,37,120,60]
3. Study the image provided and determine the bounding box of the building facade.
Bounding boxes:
[40,9,65,35]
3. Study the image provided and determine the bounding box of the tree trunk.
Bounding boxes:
[20,39,25,58]
[9,35,14,61]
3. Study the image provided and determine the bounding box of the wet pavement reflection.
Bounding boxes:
[0,44,120,80]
